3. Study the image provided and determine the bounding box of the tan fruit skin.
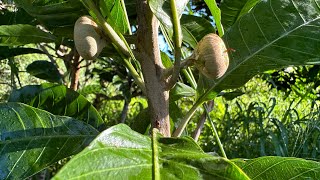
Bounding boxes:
[74,16,107,60]
[194,33,229,79]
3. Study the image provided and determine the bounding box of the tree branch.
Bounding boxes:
[136,0,170,136]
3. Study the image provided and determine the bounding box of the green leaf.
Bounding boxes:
[26,61,63,83]
[54,124,249,179]
[170,82,195,101]
[181,15,216,48]
[0,47,45,61]
[234,156,320,179]
[53,124,152,179]
[204,0,224,36]
[220,0,261,31]
[14,0,88,38]
[0,24,56,46]
[216,0,320,91]
[14,0,86,28]
[161,51,173,68]
[0,102,99,180]
[8,83,106,130]
[99,0,130,34]
[148,0,188,35]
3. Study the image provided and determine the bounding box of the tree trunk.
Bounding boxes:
[136,0,170,136]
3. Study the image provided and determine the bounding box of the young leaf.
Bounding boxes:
[0,102,99,180]
[53,124,249,179]
[234,156,320,179]
[8,83,106,130]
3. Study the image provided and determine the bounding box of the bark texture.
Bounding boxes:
[136,0,170,136]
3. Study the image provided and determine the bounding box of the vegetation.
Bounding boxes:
[0,0,320,179]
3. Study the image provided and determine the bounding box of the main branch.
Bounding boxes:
[136,0,170,136]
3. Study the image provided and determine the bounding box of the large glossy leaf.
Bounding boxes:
[8,83,106,130]
[216,0,320,91]
[220,0,261,31]
[0,24,56,46]
[148,0,188,35]
[234,156,320,179]
[14,0,87,38]
[54,124,249,179]
[14,0,86,28]
[0,102,99,180]
[0,47,44,61]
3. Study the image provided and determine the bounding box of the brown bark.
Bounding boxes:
[70,51,81,91]
[136,0,170,136]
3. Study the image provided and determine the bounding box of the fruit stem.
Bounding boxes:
[162,56,194,79]
[172,98,202,137]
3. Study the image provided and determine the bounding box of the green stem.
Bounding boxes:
[203,104,227,158]
[152,128,160,180]
[182,69,197,89]
[166,0,182,89]
[123,58,146,94]
[172,99,203,137]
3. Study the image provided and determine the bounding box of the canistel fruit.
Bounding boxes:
[74,16,107,60]
[194,33,229,79]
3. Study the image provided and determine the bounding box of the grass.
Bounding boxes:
[196,76,320,160]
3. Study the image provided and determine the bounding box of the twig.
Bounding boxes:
[120,100,129,123]
[192,101,214,141]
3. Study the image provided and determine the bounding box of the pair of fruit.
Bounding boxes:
[74,16,229,79]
